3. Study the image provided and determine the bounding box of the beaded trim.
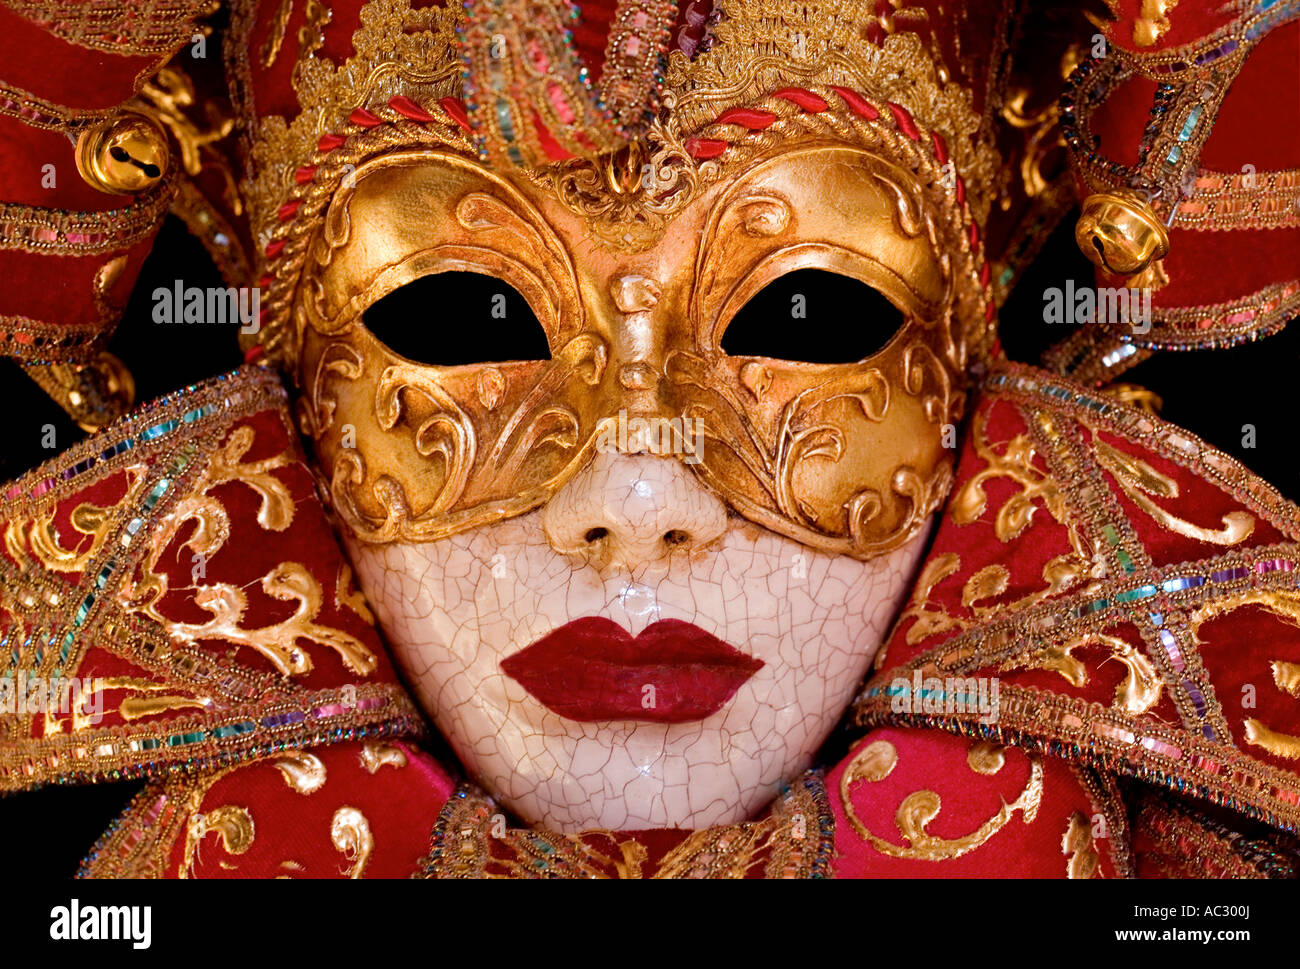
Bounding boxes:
[421,773,836,878]
[856,363,1300,834]
[1061,50,1245,223]
[1065,0,1300,231]
[77,767,236,878]
[1111,0,1300,79]
[0,179,174,256]
[0,80,110,132]
[0,314,111,364]
[1043,279,1300,383]
[856,684,1300,834]
[1070,764,1137,878]
[4,685,421,792]
[1134,788,1300,878]
[1172,167,1300,232]
[0,365,422,791]
[5,0,214,56]
[459,0,677,169]
[1063,55,1300,234]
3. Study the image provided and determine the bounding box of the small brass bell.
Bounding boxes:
[1074,189,1170,277]
[75,110,170,195]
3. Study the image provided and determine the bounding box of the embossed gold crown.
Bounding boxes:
[237,0,1010,368]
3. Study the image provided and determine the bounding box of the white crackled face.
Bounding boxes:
[306,143,962,831]
[347,450,930,831]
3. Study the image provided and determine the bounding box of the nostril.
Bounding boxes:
[662,529,690,547]
[584,527,609,544]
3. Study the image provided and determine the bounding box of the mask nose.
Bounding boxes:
[543,450,728,568]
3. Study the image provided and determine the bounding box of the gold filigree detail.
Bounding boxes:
[359,742,407,773]
[952,409,1064,540]
[1009,632,1162,716]
[246,0,464,250]
[139,67,242,215]
[102,676,213,722]
[334,563,375,624]
[425,777,832,878]
[839,739,1044,861]
[127,424,295,623]
[1093,438,1255,546]
[21,468,146,574]
[668,15,996,222]
[896,552,963,646]
[966,741,1006,775]
[1243,720,1300,760]
[260,0,294,68]
[331,806,374,878]
[5,0,214,55]
[159,562,377,678]
[1133,0,1180,47]
[1191,589,1300,760]
[999,86,1063,199]
[182,805,255,878]
[274,750,327,794]
[847,740,899,782]
[531,115,702,253]
[1062,811,1101,878]
[1272,661,1300,698]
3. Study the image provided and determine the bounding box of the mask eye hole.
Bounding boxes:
[360,271,551,366]
[719,268,907,364]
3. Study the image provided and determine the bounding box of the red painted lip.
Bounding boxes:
[501,617,764,723]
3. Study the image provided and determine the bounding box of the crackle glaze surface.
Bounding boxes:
[348,450,930,831]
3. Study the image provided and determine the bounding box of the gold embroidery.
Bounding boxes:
[1272,661,1300,698]
[423,777,834,878]
[900,552,1091,648]
[1133,0,1180,47]
[274,750,327,794]
[139,68,242,215]
[359,742,407,773]
[182,805,255,878]
[105,676,212,722]
[840,739,1044,860]
[1244,720,1300,760]
[999,85,1063,199]
[966,741,1005,775]
[847,740,899,782]
[261,0,295,68]
[335,563,375,624]
[160,561,378,677]
[127,424,296,623]
[6,466,147,576]
[1191,589,1300,759]
[1094,438,1255,546]
[1062,811,1101,878]
[896,552,963,646]
[953,410,1071,543]
[331,807,374,878]
[118,694,210,721]
[1011,632,1162,716]
[5,0,213,56]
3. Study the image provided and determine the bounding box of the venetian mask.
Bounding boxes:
[246,0,998,830]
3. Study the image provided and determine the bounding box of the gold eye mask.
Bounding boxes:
[295,140,968,558]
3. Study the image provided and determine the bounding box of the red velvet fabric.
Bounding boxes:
[0,367,418,788]
[865,362,1300,841]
